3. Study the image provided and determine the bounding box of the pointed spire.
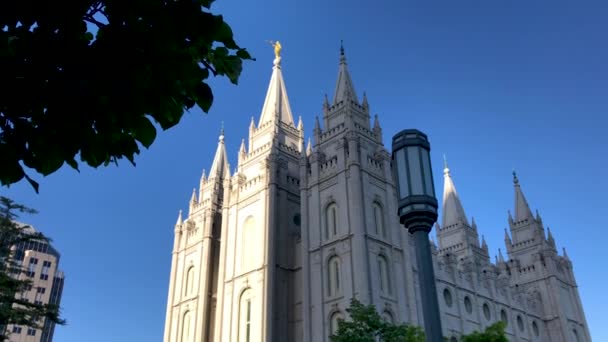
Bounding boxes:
[481,235,488,251]
[563,247,570,260]
[209,128,231,180]
[249,116,256,131]
[441,159,469,227]
[297,116,303,131]
[190,188,197,204]
[258,46,295,127]
[176,210,183,226]
[239,138,247,158]
[504,228,512,246]
[373,114,380,130]
[498,248,505,263]
[471,216,478,231]
[333,42,358,105]
[547,227,556,248]
[362,92,369,109]
[323,94,330,112]
[306,138,312,156]
[200,169,207,183]
[513,170,534,221]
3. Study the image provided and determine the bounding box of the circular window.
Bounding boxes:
[501,309,509,326]
[483,303,491,320]
[464,296,472,314]
[532,321,539,337]
[517,315,524,332]
[443,288,453,307]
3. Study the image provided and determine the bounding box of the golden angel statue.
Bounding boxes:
[267,40,282,58]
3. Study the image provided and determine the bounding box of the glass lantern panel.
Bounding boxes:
[395,149,409,198]
[407,146,423,195]
[421,149,434,196]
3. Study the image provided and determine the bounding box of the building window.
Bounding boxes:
[443,288,453,307]
[241,216,256,272]
[378,255,391,295]
[181,311,191,342]
[483,303,491,320]
[327,256,341,296]
[12,326,22,334]
[330,311,343,336]
[239,289,253,342]
[517,315,524,332]
[500,309,508,326]
[40,261,51,280]
[27,257,38,277]
[572,329,580,342]
[373,202,385,237]
[382,310,394,323]
[184,266,195,297]
[27,327,36,336]
[37,287,46,294]
[464,296,473,314]
[325,203,338,239]
[532,321,539,337]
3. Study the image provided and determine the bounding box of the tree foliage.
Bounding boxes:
[0,196,64,340]
[461,321,509,342]
[330,298,425,342]
[331,298,509,342]
[0,0,252,192]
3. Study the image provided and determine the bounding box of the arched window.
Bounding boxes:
[382,310,394,323]
[501,309,509,326]
[239,289,253,342]
[572,328,580,342]
[373,202,386,237]
[517,315,525,332]
[181,311,191,342]
[532,321,539,337]
[330,311,343,336]
[241,216,256,272]
[464,296,473,314]
[327,256,341,296]
[184,266,195,297]
[483,303,491,320]
[325,203,338,239]
[443,288,453,307]
[378,255,391,295]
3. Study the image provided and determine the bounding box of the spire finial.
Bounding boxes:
[340,39,344,55]
[219,121,225,142]
[176,210,183,226]
[513,169,519,185]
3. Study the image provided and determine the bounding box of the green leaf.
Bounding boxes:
[133,116,157,148]
[195,82,213,112]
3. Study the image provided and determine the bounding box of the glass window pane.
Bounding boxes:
[396,149,409,198]
[407,147,423,195]
[421,150,434,196]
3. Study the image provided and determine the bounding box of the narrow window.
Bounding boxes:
[330,311,343,336]
[239,289,253,342]
[382,311,394,323]
[184,266,195,296]
[326,203,338,239]
[327,256,341,296]
[181,311,191,342]
[373,202,385,237]
[378,255,391,295]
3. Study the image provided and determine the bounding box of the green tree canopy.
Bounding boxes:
[0,196,65,340]
[331,298,509,342]
[0,0,252,192]
[330,298,425,342]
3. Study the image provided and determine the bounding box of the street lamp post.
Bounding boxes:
[391,129,443,342]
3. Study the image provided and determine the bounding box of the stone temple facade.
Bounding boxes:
[163,48,589,342]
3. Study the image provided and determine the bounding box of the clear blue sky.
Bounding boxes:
[2,0,607,341]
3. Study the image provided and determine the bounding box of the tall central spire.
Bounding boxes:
[513,171,533,221]
[333,41,358,105]
[258,41,295,127]
[208,128,230,180]
[441,159,469,227]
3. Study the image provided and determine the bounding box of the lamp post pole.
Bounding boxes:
[391,129,443,342]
